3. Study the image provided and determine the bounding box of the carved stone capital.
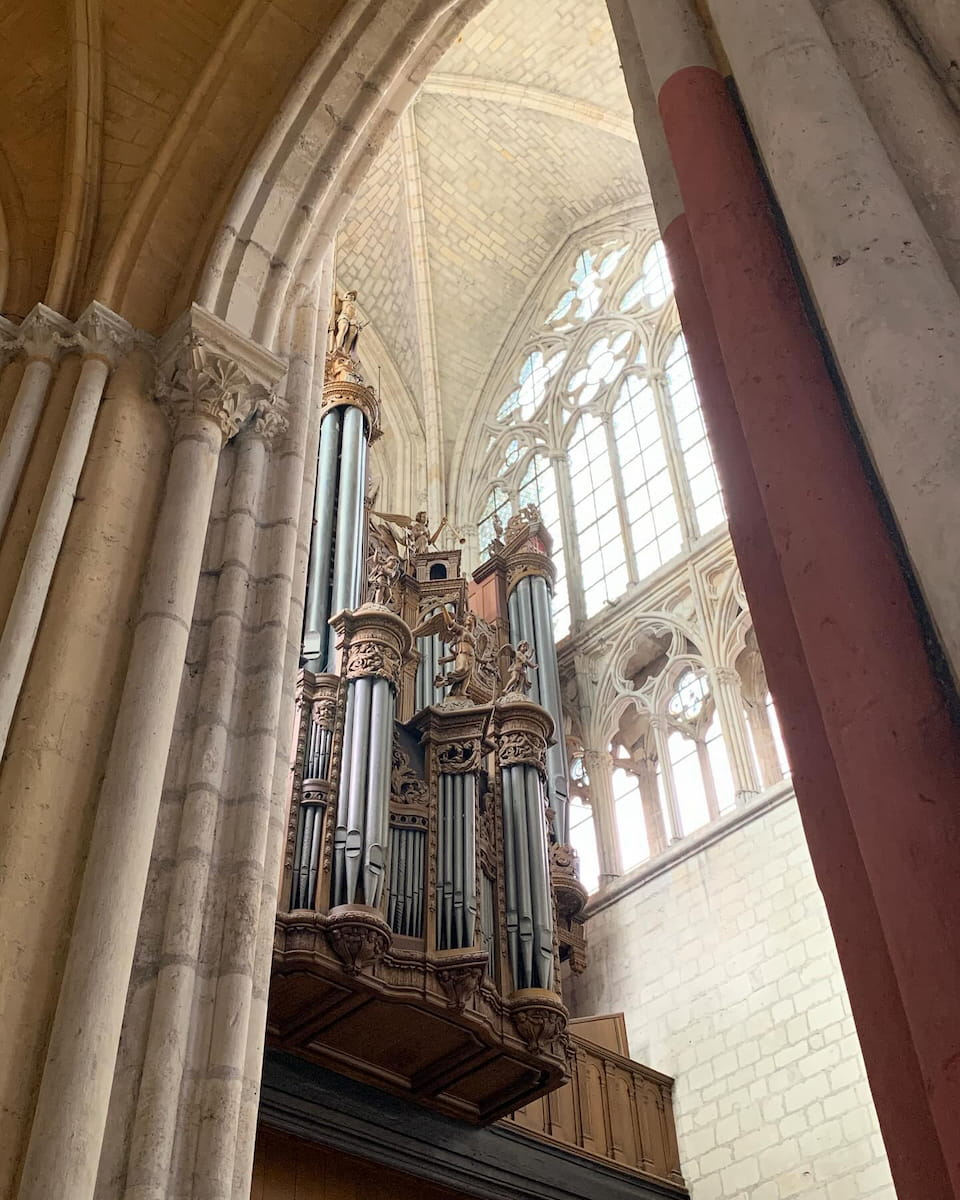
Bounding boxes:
[249,393,289,442]
[711,665,741,688]
[332,604,413,689]
[15,304,75,364]
[582,748,613,774]
[0,317,19,367]
[157,303,285,443]
[74,302,139,366]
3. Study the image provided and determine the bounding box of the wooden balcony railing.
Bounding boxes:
[504,1018,686,1193]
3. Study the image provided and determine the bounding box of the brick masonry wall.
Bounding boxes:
[565,792,897,1200]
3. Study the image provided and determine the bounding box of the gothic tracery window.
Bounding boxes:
[472,225,725,638]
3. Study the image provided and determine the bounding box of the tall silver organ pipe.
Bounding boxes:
[508,574,569,844]
[500,758,554,991]
[303,401,370,673]
[415,605,453,712]
[496,701,555,992]
[330,609,410,910]
[435,772,478,950]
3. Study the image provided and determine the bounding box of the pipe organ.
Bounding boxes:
[270,327,589,1122]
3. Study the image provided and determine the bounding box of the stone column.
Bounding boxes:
[0,304,134,751]
[702,0,960,684]
[16,307,284,1200]
[648,718,683,842]
[640,5,960,1183]
[0,304,74,541]
[122,408,285,1200]
[582,749,623,885]
[605,3,960,1191]
[631,751,668,858]
[709,665,759,803]
[816,0,960,292]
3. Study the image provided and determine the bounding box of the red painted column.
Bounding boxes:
[664,210,953,1199]
[652,43,960,1193]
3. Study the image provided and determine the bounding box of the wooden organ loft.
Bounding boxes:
[265,317,685,1194]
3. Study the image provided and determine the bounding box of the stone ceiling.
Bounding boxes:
[336,0,647,493]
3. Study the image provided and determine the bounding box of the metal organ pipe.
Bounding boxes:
[500,765,520,982]
[344,676,373,902]
[330,609,409,913]
[508,574,569,845]
[530,575,569,844]
[434,768,479,952]
[303,408,342,669]
[331,405,365,620]
[496,698,556,993]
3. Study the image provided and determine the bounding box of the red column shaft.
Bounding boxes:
[658,63,960,1190]
[664,211,953,1199]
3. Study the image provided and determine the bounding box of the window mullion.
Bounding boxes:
[552,449,586,630]
[651,365,698,547]
[604,410,639,587]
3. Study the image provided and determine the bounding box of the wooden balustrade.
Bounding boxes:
[505,1022,686,1192]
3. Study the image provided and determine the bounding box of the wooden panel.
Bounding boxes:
[568,1013,629,1056]
[256,1128,475,1200]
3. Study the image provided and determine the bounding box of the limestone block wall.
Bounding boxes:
[566,792,897,1200]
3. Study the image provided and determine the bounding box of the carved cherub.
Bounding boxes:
[502,640,538,697]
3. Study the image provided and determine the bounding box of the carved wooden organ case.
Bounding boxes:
[270,356,589,1124]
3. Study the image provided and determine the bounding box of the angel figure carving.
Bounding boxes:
[413,607,490,701]
[407,511,431,557]
[503,640,538,697]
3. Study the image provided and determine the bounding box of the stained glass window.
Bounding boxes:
[473,228,724,639]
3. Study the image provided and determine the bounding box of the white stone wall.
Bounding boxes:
[566,792,897,1200]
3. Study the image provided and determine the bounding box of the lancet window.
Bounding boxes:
[472,225,725,639]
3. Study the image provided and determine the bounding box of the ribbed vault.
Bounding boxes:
[335,0,648,515]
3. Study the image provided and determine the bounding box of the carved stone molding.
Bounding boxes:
[325,905,392,975]
[332,605,413,690]
[510,988,569,1057]
[156,303,285,442]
